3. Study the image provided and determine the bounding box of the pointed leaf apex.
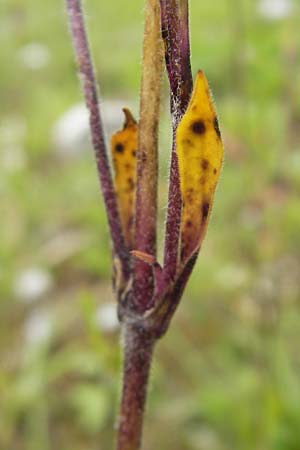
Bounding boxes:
[122,108,137,128]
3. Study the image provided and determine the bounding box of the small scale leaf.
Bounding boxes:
[131,250,156,265]
[176,70,224,263]
[110,108,138,249]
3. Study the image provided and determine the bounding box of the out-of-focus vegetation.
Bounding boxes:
[1,0,300,449]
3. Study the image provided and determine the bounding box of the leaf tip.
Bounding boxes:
[122,107,137,128]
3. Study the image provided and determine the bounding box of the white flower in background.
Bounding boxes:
[24,309,52,345]
[258,0,293,20]
[52,100,134,158]
[14,267,53,303]
[95,302,119,333]
[52,103,89,157]
[17,42,51,70]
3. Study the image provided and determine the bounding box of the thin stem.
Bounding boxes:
[116,325,155,450]
[160,0,193,284]
[178,0,193,108]
[160,0,180,112]
[66,0,129,279]
[162,137,182,283]
[133,0,164,312]
[160,0,192,117]
[160,252,197,334]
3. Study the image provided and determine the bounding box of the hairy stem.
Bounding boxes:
[116,325,155,450]
[133,0,164,312]
[162,137,182,283]
[160,0,193,284]
[178,0,193,108]
[66,0,129,278]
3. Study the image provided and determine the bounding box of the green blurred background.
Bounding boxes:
[1,0,300,449]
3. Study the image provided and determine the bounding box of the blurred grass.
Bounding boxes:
[1,0,300,449]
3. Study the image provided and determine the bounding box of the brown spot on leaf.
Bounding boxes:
[186,188,195,203]
[213,117,221,138]
[115,143,124,153]
[127,178,134,190]
[182,138,193,146]
[186,220,193,228]
[201,159,209,170]
[132,149,137,157]
[202,202,210,219]
[213,168,217,175]
[191,120,206,135]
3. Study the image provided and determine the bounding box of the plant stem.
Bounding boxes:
[116,325,155,450]
[66,0,129,279]
[178,0,193,108]
[160,0,193,284]
[133,0,164,313]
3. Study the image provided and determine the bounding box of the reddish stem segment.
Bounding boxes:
[159,0,193,284]
[66,0,129,278]
[178,0,193,109]
[162,137,182,284]
[116,325,155,450]
[160,0,193,117]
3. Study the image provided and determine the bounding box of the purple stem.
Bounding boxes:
[116,324,155,450]
[160,251,198,335]
[162,137,182,284]
[159,0,193,284]
[66,0,129,279]
[178,0,193,109]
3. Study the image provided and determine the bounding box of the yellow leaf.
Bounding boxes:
[111,108,138,248]
[176,70,224,263]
